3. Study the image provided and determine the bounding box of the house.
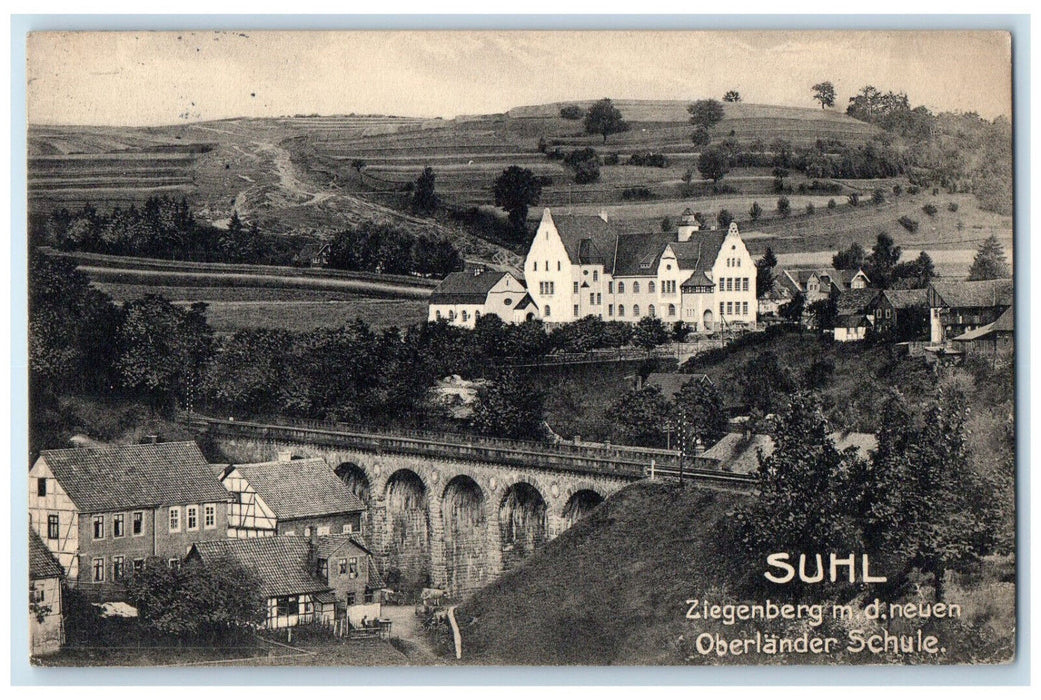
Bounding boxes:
[757,285,792,318]
[428,269,536,328]
[777,267,870,305]
[187,534,385,629]
[188,536,335,629]
[928,279,1014,344]
[952,306,1014,358]
[642,372,712,400]
[833,288,881,342]
[868,288,930,339]
[695,431,877,474]
[220,456,367,539]
[294,242,331,268]
[28,442,232,600]
[29,529,65,656]
[524,208,757,331]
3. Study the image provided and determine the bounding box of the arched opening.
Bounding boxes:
[498,482,548,571]
[384,469,431,596]
[703,309,714,331]
[442,476,488,596]
[562,489,604,529]
[335,462,370,505]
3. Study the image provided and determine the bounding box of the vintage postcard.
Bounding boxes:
[25,29,1016,668]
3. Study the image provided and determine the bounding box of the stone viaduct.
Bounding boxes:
[194,417,750,598]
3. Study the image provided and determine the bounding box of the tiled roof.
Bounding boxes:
[550,214,621,267]
[700,430,876,474]
[993,306,1014,332]
[835,313,872,327]
[191,537,329,599]
[38,442,231,513]
[232,457,366,520]
[429,270,510,305]
[881,288,929,309]
[29,529,64,580]
[835,288,881,314]
[952,307,1013,342]
[931,279,1013,309]
[680,271,714,289]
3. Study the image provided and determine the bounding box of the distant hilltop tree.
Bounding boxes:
[687,99,725,130]
[584,98,630,143]
[493,165,543,240]
[968,235,1010,280]
[812,81,836,109]
[722,90,742,103]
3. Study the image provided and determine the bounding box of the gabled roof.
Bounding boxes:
[230,457,366,520]
[315,535,386,588]
[993,305,1014,332]
[513,293,536,310]
[879,288,929,309]
[680,271,715,289]
[835,288,881,314]
[645,373,711,400]
[429,270,512,305]
[550,214,619,267]
[835,313,873,327]
[930,279,1013,309]
[30,530,64,580]
[38,442,231,513]
[191,537,329,599]
[700,430,877,474]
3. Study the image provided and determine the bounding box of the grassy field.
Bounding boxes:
[193,298,428,333]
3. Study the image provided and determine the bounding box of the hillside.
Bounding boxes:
[442,479,1014,665]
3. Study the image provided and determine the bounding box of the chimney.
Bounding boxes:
[277,449,294,462]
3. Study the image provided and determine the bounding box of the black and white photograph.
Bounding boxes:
[23,28,1017,668]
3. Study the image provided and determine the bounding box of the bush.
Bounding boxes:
[898,216,920,232]
[847,193,860,207]
[805,202,815,215]
[621,187,656,201]
[559,104,584,120]
[628,152,669,168]
[948,201,959,212]
[717,209,734,228]
[827,199,837,210]
[749,201,763,221]
[711,184,738,195]
[907,185,921,195]
[872,188,886,205]
[776,196,791,218]
[603,153,620,166]
[922,203,938,217]
[892,184,903,195]
[573,159,600,184]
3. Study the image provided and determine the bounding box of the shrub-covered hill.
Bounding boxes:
[444,479,1014,666]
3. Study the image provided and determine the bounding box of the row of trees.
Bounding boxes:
[326,220,463,277]
[832,232,935,290]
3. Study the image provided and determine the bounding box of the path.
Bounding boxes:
[381,604,440,662]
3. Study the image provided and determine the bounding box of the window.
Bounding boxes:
[339,558,349,575]
[726,278,733,292]
[593,270,599,282]
[317,525,331,536]
[608,281,614,293]
[532,260,536,271]
[204,504,216,529]
[633,305,640,317]
[47,514,59,540]
[275,596,296,617]
[317,558,328,579]
[345,592,357,605]
[743,278,750,292]
[349,557,359,578]
[503,298,513,306]
[93,515,105,540]
[648,281,655,293]
[589,293,595,305]
[113,514,125,538]
[364,589,375,604]
[727,302,733,315]
[342,523,353,534]
[187,506,198,531]
[618,282,625,294]
[648,305,656,317]
[92,557,104,582]
[633,282,640,294]
[169,507,181,533]
[720,302,725,316]
[618,305,625,317]
[743,302,749,315]
[461,310,468,322]
[37,478,46,497]
[545,261,549,271]
[435,310,442,320]
[573,305,579,317]
[133,558,144,574]
[608,304,614,316]
[668,304,676,317]
[596,293,601,305]
[168,558,180,570]
[557,261,561,271]
[132,511,144,536]
[544,305,551,317]
[113,556,125,580]
[573,282,579,294]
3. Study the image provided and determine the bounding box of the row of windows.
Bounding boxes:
[719,301,751,317]
[88,511,145,540]
[90,555,170,583]
[316,555,360,579]
[167,504,217,534]
[539,281,556,295]
[605,303,677,319]
[725,257,743,268]
[435,309,481,323]
[720,277,751,293]
[534,260,563,272]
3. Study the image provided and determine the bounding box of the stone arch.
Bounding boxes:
[562,489,605,528]
[498,481,548,571]
[335,462,371,505]
[383,469,432,595]
[442,475,488,596]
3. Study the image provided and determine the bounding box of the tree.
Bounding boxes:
[722,90,742,103]
[470,371,546,440]
[125,556,265,640]
[559,104,584,120]
[865,232,902,289]
[748,201,763,222]
[632,316,670,349]
[412,166,438,214]
[116,295,214,414]
[780,291,805,324]
[697,147,730,183]
[740,351,798,416]
[688,99,725,129]
[671,320,692,342]
[892,251,935,289]
[807,288,840,334]
[610,386,671,447]
[493,166,543,239]
[968,235,1010,280]
[832,241,867,271]
[583,98,629,143]
[776,196,791,219]
[812,81,836,109]
[755,247,777,298]
[717,209,734,229]
[691,125,711,148]
[670,378,728,453]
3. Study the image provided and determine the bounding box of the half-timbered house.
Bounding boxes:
[29,529,65,656]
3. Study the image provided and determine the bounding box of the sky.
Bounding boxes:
[27,30,1013,126]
